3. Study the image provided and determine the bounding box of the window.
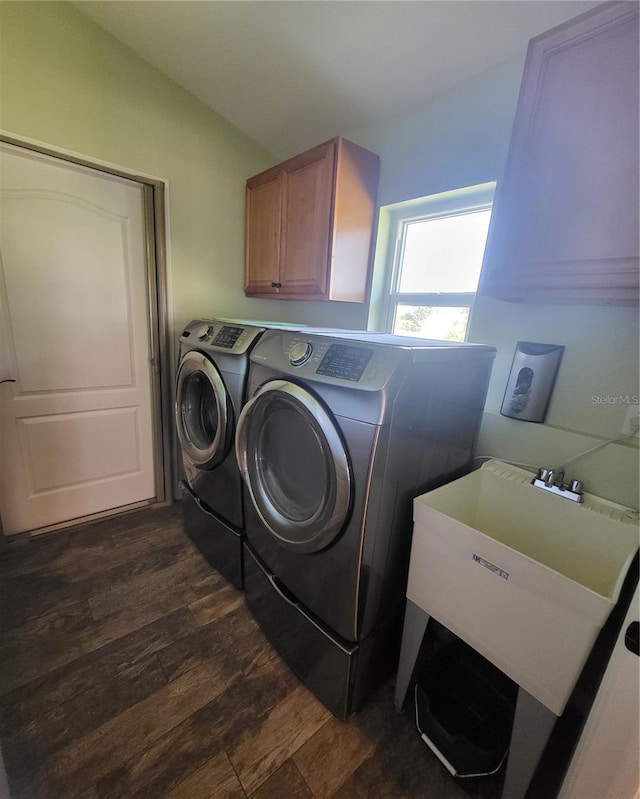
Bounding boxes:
[385,183,494,342]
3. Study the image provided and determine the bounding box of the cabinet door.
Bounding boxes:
[481,3,639,304]
[245,168,282,295]
[280,141,335,297]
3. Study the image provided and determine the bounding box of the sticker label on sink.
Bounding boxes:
[472,553,509,580]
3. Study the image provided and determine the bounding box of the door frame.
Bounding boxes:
[0,132,174,528]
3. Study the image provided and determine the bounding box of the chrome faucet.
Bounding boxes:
[532,468,584,502]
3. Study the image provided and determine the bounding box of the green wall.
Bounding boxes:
[348,57,639,507]
[0,1,339,336]
[0,1,374,332]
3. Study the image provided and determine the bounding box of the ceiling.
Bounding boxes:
[74,0,599,158]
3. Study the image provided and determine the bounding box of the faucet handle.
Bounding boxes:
[532,469,584,502]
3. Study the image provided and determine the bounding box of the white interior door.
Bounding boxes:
[559,584,640,799]
[0,143,156,535]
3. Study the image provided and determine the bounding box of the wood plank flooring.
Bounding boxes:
[0,505,498,798]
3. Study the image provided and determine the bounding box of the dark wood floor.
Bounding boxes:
[0,505,496,798]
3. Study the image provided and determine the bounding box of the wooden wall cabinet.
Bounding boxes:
[245,137,380,302]
[480,2,639,304]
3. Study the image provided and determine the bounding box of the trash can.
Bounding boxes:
[414,637,518,779]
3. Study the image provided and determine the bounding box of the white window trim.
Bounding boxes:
[383,182,496,337]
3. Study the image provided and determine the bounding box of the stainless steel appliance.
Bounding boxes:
[235,329,496,717]
[176,318,269,587]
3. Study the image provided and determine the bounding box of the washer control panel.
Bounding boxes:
[180,319,265,355]
[212,325,244,349]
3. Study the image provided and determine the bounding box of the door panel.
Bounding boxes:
[0,143,156,534]
[560,583,639,799]
[245,168,282,295]
[280,141,334,296]
[3,194,134,391]
[19,408,142,490]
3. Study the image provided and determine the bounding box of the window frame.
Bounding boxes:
[383,182,495,339]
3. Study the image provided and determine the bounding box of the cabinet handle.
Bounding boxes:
[271,282,282,288]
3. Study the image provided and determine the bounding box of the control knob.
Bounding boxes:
[289,341,313,366]
[196,324,212,341]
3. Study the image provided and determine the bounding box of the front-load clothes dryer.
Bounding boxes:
[235,329,496,718]
[176,318,269,588]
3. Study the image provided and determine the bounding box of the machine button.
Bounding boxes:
[290,341,313,366]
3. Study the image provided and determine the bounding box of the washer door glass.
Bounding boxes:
[236,380,352,553]
[176,351,231,469]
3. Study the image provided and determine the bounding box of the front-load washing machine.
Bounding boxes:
[235,329,496,718]
[176,318,270,588]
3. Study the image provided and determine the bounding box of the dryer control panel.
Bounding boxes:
[316,344,374,382]
[256,331,404,391]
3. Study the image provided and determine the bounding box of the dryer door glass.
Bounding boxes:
[260,401,327,522]
[236,380,352,553]
[182,372,219,450]
[176,351,231,469]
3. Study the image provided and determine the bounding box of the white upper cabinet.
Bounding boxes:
[480,2,639,304]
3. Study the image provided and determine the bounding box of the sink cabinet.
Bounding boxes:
[479,2,639,304]
[245,137,380,302]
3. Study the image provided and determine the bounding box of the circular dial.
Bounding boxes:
[196,324,212,341]
[289,341,313,367]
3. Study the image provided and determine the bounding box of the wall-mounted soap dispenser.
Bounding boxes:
[500,342,564,422]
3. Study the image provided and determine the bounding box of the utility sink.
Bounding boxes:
[408,459,639,716]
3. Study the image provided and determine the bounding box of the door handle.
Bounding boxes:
[0,378,16,384]
[624,621,639,655]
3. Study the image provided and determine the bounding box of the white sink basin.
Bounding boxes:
[408,459,639,716]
